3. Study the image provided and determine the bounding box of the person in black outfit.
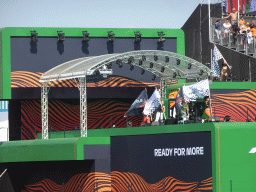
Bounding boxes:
[232,22,240,45]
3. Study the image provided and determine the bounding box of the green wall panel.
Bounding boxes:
[1,27,185,99]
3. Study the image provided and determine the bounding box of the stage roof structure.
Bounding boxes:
[40,50,212,140]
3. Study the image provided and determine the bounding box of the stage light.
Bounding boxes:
[176,59,180,65]
[128,56,134,64]
[199,70,204,76]
[158,31,166,43]
[57,31,65,42]
[142,55,146,61]
[119,61,123,68]
[141,68,145,75]
[150,62,154,68]
[165,56,169,63]
[188,63,192,69]
[154,55,158,61]
[134,31,142,43]
[233,76,237,82]
[152,74,156,81]
[139,59,143,66]
[173,72,177,78]
[161,66,165,73]
[108,31,115,42]
[82,31,90,42]
[30,31,38,43]
[95,69,100,75]
[107,62,112,69]
[116,59,122,64]
[130,64,134,71]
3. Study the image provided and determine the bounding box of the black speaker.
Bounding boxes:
[165,118,178,125]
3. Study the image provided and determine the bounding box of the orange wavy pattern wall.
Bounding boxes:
[21,99,143,140]
[211,89,256,122]
[11,71,161,88]
[22,171,212,192]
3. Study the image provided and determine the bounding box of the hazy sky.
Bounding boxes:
[0,0,217,29]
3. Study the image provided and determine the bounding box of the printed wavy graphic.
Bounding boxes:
[22,171,212,192]
[211,89,256,122]
[11,71,166,88]
[21,99,144,140]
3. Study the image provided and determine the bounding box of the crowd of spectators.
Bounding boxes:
[214,8,256,49]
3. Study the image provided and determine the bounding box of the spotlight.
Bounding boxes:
[165,56,169,63]
[134,31,142,43]
[130,64,134,71]
[154,55,158,61]
[177,59,180,65]
[108,31,115,42]
[30,31,38,43]
[95,69,100,75]
[188,63,192,69]
[107,62,112,69]
[82,31,90,42]
[173,72,177,78]
[213,77,220,81]
[161,66,165,73]
[152,74,156,81]
[119,62,123,68]
[57,31,65,42]
[116,59,122,64]
[141,68,145,75]
[199,70,204,76]
[150,62,154,68]
[142,55,146,61]
[158,31,166,43]
[244,77,249,82]
[139,59,143,66]
[128,56,134,64]
[233,76,237,82]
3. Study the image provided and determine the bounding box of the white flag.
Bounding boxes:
[143,89,161,115]
[183,79,209,102]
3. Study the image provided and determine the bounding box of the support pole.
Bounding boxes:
[41,83,49,139]
[160,79,166,99]
[79,77,87,137]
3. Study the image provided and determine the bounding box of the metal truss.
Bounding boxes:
[160,79,166,99]
[41,83,50,139]
[78,77,87,137]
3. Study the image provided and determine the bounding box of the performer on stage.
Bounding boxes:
[168,88,179,118]
[204,96,211,118]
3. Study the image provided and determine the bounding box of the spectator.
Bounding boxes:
[224,8,240,25]
[220,62,228,81]
[223,20,231,44]
[240,25,246,46]
[250,20,255,29]
[245,22,251,30]
[232,22,240,45]
[251,26,256,39]
[215,19,222,40]
[239,16,245,27]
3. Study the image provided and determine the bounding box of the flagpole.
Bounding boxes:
[208,79,213,117]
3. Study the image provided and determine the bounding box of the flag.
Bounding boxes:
[143,89,161,116]
[175,79,210,114]
[182,79,210,102]
[125,89,148,117]
[212,45,231,77]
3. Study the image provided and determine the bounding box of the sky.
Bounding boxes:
[0,0,219,29]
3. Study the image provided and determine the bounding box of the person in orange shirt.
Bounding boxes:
[245,22,250,30]
[239,16,245,28]
[251,26,256,39]
[168,88,179,118]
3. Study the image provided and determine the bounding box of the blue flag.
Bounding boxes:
[125,89,148,117]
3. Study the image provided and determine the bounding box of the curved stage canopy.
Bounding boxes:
[39,50,212,139]
[40,50,211,83]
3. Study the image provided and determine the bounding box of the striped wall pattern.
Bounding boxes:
[22,171,212,192]
[211,89,256,122]
[11,71,161,88]
[21,99,143,140]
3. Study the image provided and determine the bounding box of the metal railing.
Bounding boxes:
[210,16,256,57]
